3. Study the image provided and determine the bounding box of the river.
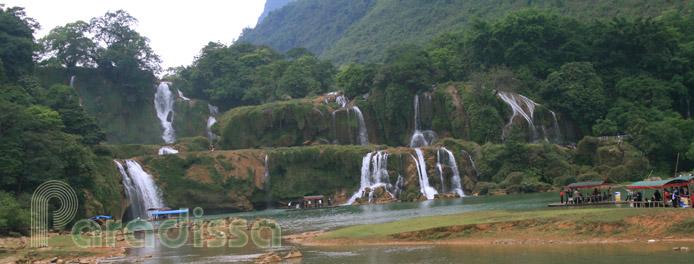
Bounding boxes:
[101,192,693,263]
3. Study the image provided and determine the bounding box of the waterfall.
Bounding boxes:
[498,91,560,143]
[69,75,75,87]
[158,146,179,155]
[177,89,190,101]
[352,106,369,145]
[436,150,445,193]
[463,150,479,179]
[336,95,349,108]
[116,159,165,220]
[264,154,272,208]
[331,111,338,145]
[411,148,438,199]
[332,106,369,145]
[155,82,176,143]
[393,174,404,198]
[264,154,270,186]
[410,93,437,147]
[346,151,395,204]
[115,160,143,220]
[439,147,464,197]
[206,104,220,141]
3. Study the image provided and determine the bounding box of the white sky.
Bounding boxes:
[3,0,266,70]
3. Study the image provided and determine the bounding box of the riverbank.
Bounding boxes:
[288,208,694,246]
[0,233,127,264]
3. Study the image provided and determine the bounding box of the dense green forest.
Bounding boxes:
[239,0,694,64]
[0,7,159,233]
[189,7,694,189]
[4,0,694,235]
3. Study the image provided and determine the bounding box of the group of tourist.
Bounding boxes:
[560,187,613,204]
[288,198,332,210]
[625,187,691,208]
[559,186,692,208]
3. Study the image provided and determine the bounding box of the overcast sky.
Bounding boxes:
[3,0,266,70]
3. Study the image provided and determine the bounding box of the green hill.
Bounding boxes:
[238,0,694,64]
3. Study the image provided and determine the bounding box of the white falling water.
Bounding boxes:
[177,89,190,101]
[158,146,179,155]
[117,159,165,220]
[264,155,270,185]
[352,106,369,145]
[410,93,437,147]
[206,104,220,141]
[498,91,560,143]
[411,148,438,199]
[439,147,464,197]
[346,151,395,204]
[393,174,404,198]
[336,95,349,108]
[332,106,369,145]
[69,75,75,87]
[436,150,445,193]
[155,82,176,143]
[463,150,479,179]
[115,160,144,220]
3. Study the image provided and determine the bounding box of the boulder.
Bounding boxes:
[284,250,303,259]
[256,251,282,263]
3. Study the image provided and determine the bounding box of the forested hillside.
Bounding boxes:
[239,0,694,64]
[4,0,694,235]
[256,0,297,24]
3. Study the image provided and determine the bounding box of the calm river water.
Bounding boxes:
[101,192,693,263]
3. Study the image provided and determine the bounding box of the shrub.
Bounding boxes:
[0,191,29,235]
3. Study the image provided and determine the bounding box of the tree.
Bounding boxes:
[336,63,377,98]
[89,10,161,75]
[39,21,95,68]
[383,44,434,93]
[45,84,105,145]
[615,74,673,111]
[0,5,39,81]
[543,62,608,135]
[0,191,29,234]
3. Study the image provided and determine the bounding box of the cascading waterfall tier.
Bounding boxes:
[206,104,220,141]
[69,75,75,87]
[411,148,438,199]
[346,151,397,204]
[177,89,190,101]
[115,159,165,220]
[437,147,465,197]
[154,82,176,143]
[498,91,561,143]
[331,106,369,146]
[264,154,270,187]
[353,106,369,145]
[158,146,179,155]
[410,93,437,147]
